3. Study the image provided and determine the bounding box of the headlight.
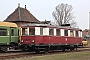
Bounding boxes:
[32,40,35,43]
[21,40,24,42]
[7,43,9,45]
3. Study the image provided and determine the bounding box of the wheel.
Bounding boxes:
[35,50,40,53]
[35,47,41,53]
[0,46,8,52]
[62,48,65,52]
[61,47,65,52]
[20,45,26,51]
[70,47,75,51]
[44,47,49,53]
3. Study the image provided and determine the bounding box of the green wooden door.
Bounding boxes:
[10,28,18,43]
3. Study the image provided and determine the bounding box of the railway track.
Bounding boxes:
[0,47,90,60]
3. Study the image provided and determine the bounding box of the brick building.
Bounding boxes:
[82,29,90,42]
[4,4,40,27]
[82,29,89,38]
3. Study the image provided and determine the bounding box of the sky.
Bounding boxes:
[0,0,90,30]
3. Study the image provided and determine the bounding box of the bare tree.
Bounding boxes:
[52,3,77,27]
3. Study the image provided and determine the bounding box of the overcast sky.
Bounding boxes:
[0,0,90,29]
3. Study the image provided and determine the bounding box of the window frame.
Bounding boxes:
[0,28,7,36]
[64,29,68,36]
[49,28,54,36]
[56,29,60,36]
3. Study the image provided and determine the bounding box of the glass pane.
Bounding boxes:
[56,29,60,36]
[49,28,54,35]
[29,28,35,35]
[40,27,43,35]
[11,29,14,36]
[70,30,73,37]
[76,31,78,37]
[64,30,68,36]
[0,28,7,36]
[22,28,27,35]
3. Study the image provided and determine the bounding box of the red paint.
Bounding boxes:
[20,35,82,45]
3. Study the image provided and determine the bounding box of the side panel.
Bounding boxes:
[0,36,10,44]
[35,27,40,35]
[21,36,35,44]
[61,29,64,36]
[43,36,65,44]
[43,36,82,45]
[43,28,49,35]
[21,35,82,45]
[0,27,18,45]
[54,28,56,36]
[21,35,44,44]
[35,36,44,44]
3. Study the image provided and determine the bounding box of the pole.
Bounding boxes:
[89,12,90,31]
[89,12,90,47]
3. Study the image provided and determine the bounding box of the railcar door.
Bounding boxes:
[10,27,18,43]
[10,28,14,43]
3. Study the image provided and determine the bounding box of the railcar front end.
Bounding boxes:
[0,22,18,52]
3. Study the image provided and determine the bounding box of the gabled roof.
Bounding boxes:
[4,4,40,23]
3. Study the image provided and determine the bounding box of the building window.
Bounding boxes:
[0,28,7,36]
[64,30,68,36]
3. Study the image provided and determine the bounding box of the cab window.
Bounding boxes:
[22,28,27,35]
[29,28,35,35]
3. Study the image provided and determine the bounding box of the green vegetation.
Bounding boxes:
[15,51,90,60]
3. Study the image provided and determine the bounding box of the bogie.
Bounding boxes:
[0,46,9,52]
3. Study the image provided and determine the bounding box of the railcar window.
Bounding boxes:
[76,31,78,37]
[64,30,68,36]
[29,28,35,35]
[49,28,54,35]
[70,30,74,37]
[22,28,27,35]
[40,27,43,35]
[56,29,60,36]
[11,29,14,36]
[0,28,7,36]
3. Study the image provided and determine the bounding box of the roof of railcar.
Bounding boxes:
[21,24,82,30]
[0,22,18,27]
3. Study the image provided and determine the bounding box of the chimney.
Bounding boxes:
[18,3,21,21]
[25,5,26,9]
[18,3,20,7]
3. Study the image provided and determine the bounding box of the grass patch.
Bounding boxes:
[15,51,90,60]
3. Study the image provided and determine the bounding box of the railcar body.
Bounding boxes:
[0,22,18,52]
[20,24,82,53]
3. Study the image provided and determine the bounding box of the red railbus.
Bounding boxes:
[19,24,82,53]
